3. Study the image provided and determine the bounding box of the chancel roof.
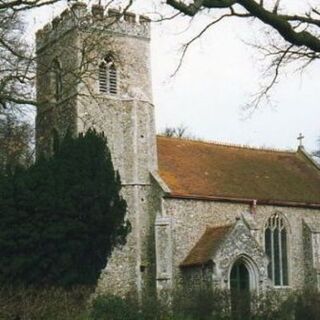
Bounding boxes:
[180,225,232,267]
[157,136,320,206]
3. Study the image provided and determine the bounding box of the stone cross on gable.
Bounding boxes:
[297,133,305,147]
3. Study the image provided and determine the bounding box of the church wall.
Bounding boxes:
[160,197,320,291]
[74,12,156,184]
[77,99,156,185]
[36,28,79,156]
[302,222,316,288]
[75,22,158,298]
[162,199,245,286]
[97,184,158,297]
[76,34,158,297]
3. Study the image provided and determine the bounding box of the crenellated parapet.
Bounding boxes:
[36,3,151,52]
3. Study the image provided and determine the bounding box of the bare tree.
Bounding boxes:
[166,0,320,107]
[161,124,197,139]
[0,1,134,113]
[313,137,320,159]
[0,10,36,110]
[0,1,63,12]
[0,111,34,172]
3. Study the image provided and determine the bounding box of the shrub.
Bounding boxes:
[0,286,92,320]
[1,285,319,319]
[294,288,320,320]
[88,288,320,320]
[89,295,141,320]
[171,287,230,320]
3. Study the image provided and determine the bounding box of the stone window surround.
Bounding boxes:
[264,212,291,288]
[98,54,119,96]
[51,58,63,101]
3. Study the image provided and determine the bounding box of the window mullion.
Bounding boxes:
[279,227,283,285]
[271,229,275,283]
[237,264,240,291]
[106,68,110,93]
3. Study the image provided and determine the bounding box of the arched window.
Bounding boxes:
[52,59,62,101]
[264,213,288,286]
[99,55,118,95]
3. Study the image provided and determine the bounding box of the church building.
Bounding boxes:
[35,3,320,299]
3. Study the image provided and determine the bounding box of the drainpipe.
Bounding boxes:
[251,200,257,215]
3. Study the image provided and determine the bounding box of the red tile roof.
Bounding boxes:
[157,136,320,205]
[181,225,232,267]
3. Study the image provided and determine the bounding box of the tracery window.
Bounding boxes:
[264,213,288,286]
[52,58,62,101]
[99,55,118,95]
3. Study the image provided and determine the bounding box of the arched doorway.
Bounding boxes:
[230,260,250,291]
[230,260,251,319]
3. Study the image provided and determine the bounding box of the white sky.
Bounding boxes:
[28,0,320,153]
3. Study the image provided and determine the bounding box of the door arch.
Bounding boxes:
[230,260,250,292]
[229,257,257,319]
[229,255,258,291]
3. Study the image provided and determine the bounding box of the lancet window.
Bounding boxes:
[52,58,62,101]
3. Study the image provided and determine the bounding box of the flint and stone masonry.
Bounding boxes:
[36,3,320,298]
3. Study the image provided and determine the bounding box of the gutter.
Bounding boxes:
[164,193,320,209]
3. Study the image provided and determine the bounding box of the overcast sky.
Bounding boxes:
[29,0,320,153]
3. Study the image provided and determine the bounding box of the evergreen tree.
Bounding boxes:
[0,129,129,286]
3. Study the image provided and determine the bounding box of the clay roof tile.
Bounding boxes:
[157,136,320,205]
[181,225,232,267]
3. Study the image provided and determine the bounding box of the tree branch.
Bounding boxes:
[167,0,320,53]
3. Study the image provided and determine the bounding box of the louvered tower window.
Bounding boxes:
[99,55,118,95]
[265,213,289,286]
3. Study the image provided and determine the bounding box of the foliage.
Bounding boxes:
[0,129,129,286]
[0,287,319,320]
[294,288,320,320]
[89,295,141,320]
[0,111,34,172]
[171,287,230,320]
[88,288,320,320]
[0,286,92,320]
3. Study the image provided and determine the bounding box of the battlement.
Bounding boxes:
[36,3,151,51]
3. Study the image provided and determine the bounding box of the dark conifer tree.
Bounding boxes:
[0,129,129,286]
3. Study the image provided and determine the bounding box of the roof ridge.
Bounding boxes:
[207,224,233,230]
[157,135,296,154]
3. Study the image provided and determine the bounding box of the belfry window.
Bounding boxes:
[52,59,62,101]
[264,213,288,286]
[99,55,118,95]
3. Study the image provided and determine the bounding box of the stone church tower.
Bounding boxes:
[36,3,158,297]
